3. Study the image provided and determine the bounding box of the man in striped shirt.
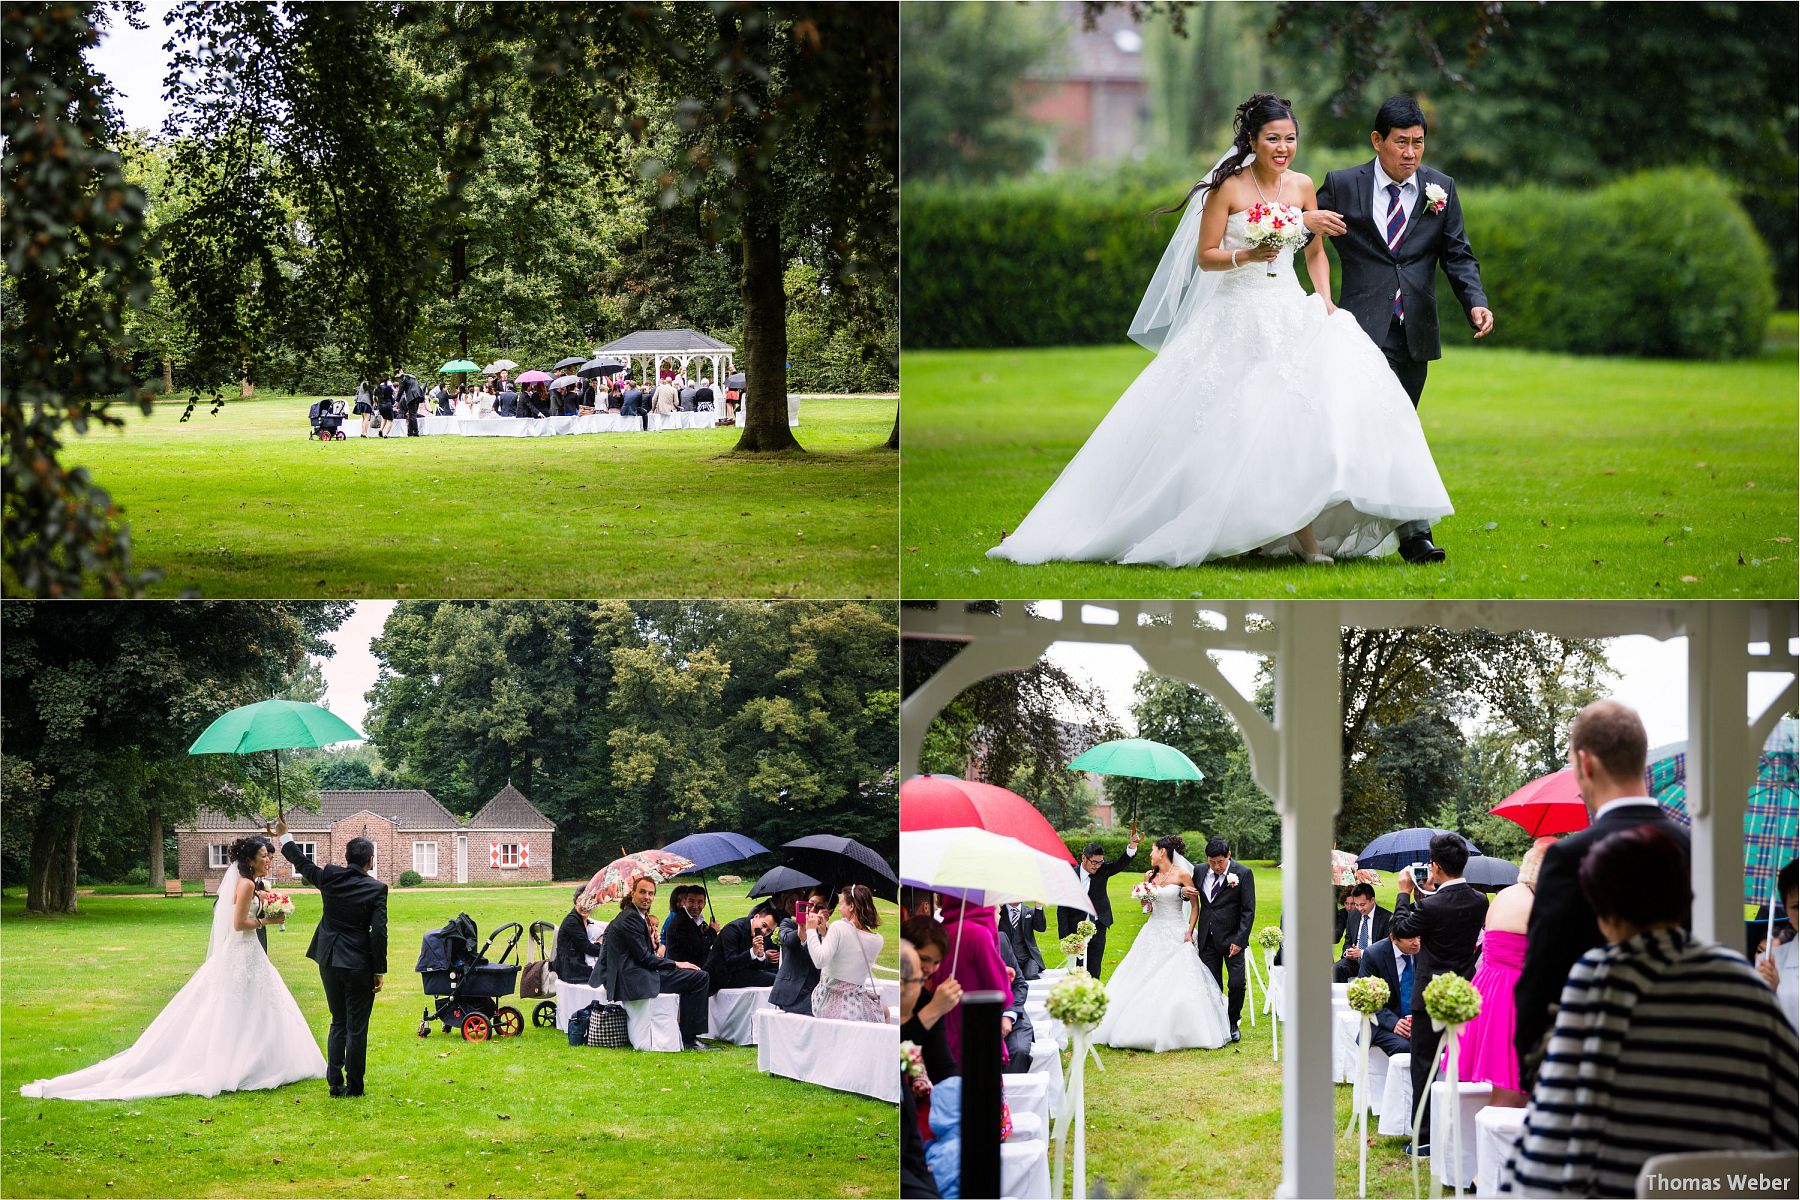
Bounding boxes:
[1500,824,1798,1197]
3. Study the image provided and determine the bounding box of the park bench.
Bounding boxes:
[203,877,220,898]
[164,880,183,898]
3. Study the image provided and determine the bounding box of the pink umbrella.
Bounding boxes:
[515,369,553,384]
[579,849,695,908]
[1490,768,1589,836]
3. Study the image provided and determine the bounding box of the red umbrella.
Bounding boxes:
[900,775,1075,864]
[1490,768,1589,836]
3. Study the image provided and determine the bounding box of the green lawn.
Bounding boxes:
[2,882,897,1198]
[900,332,1798,598]
[66,395,897,597]
[1026,865,1430,1199]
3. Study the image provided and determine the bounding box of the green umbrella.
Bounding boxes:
[188,699,363,821]
[439,358,479,374]
[1068,737,1204,828]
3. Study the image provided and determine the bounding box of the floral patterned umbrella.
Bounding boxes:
[579,849,695,909]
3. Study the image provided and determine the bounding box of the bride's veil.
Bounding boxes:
[1126,148,1253,354]
[207,862,243,960]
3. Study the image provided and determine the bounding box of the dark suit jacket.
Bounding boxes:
[1316,161,1487,364]
[769,917,821,1012]
[1057,848,1137,933]
[692,386,714,409]
[703,915,778,995]
[1359,936,1413,1033]
[998,904,1047,980]
[1338,903,1394,967]
[552,907,602,984]
[662,910,717,968]
[1194,860,1256,953]
[1514,802,1690,1064]
[1390,880,1487,1018]
[281,840,387,974]
[496,391,519,418]
[597,904,687,1000]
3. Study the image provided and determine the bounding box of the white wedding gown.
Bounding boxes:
[19,866,325,1100]
[1093,883,1231,1052]
[988,209,1453,565]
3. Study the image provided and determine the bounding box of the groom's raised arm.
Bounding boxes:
[278,833,326,889]
[1436,179,1488,320]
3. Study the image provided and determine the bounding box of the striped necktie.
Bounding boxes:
[1386,182,1407,320]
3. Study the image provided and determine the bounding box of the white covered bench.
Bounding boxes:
[706,986,771,1045]
[552,979,681,1052]
[755,1009,897,1102]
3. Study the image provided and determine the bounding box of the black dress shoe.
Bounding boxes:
[1229,1026,1241,1043]
[1403,1142,1430,1157]
[1399,536,1447,564]
[329,1086,345,1098]
[683,1041,716,1052]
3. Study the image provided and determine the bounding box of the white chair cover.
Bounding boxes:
[754,1009,897,1103]
[1431,1080,1493,1188]
[1378,1052,1414,1136]
[706,986,771,1045]
[1001,1140,1052,1200]
[1474,1104,1527,1197]
[551,979,680,1052]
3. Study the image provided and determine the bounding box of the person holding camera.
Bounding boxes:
[1390,832,1488,1156]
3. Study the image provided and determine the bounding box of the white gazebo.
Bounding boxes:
[900,599,1797,1198]
[593,328,735,386]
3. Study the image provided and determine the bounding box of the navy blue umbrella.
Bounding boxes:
[1355,828,1483,874]
[782,834,897,901]
[1460,856,1519,890]
[662,831,772,921]
[749,864,823,899]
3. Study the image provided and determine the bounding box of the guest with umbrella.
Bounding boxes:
[779,834,897,900]
[750,867,828,1016]
[594,868,715,1052]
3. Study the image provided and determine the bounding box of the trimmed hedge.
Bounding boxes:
[1056,829,1210,864]
[903,168,1773,360]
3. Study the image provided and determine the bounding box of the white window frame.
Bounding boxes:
[499,843,521,870]
[208,844,230,869]
[369,844,378,877]
[293,841,317,862]
[412,840,438,878]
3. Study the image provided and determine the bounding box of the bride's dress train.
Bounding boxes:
[1094,883,1231,1052]
[989,210,1453,566]
[19,865,325,1100]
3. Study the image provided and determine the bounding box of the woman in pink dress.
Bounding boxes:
[1454,836,1556,1105]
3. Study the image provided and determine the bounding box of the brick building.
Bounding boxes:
[178,784,555,887]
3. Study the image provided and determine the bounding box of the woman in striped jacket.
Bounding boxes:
[1500,824,1798,1197]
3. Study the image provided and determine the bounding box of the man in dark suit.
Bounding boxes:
[994,924,1036,1073]
[661,885,719,968]
[496,389,519,418]
[1310,94,1492,565]
[1056,829,1141,979]
[1358,932,1421,1057]
[1514,699,1687,1086]
[703,910,780,995]
[596,875,713,1049]
[1391,832,1488,1154]
[997,903,1047,981]
[1336,882,1394,982]
[272,817,387,1098]
[620,382,644,417]
[1189,836,1256,1041]
[678,384,698,412]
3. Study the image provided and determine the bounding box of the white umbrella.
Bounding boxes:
[901,826,1094,914]
[482,359,518,375]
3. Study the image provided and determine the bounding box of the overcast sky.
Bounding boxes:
[92,2,181,135]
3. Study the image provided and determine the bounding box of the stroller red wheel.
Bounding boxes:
[494,1007,523,1037]
[461,1013,491,1042]
[532,1001,557,1029]
[417,1021,431,1038]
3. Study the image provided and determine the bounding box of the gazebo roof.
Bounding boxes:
[594,328,735,355]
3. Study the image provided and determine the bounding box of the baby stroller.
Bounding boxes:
[518,919,560,1030]
[415,913,524,1042]
[308,399,348,440]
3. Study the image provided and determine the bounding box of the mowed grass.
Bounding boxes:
[1,882,898,1198]
[66,395,898,597]
[900,328,1798,599]
[1026,865,1436,1198]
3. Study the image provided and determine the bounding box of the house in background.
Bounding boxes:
[178,783,554,886]
[1021,1,1150,169]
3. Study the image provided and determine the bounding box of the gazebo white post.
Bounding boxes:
[1272,600,1342,1200]
[1686,602,1754,945]
[899,628,1057,780]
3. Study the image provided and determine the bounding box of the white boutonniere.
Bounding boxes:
[1225,873,1240,889]
[1424,182,1448,215]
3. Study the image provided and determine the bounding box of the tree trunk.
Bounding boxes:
[161,355,174,395]
[27,809,81,914]
[732,193,800,452]
[148,809,166,889]
[887,409,899,450]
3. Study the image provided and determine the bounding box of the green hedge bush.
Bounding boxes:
[397,870,423,888]
[904,168,1773,360]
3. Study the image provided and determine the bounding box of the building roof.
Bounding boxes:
[594,328,735,355]
[468,782,556,831]
[186,787,547,835]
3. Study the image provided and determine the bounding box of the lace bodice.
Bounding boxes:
[1143,880,1188,924]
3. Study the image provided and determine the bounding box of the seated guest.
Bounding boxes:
[678,384,698,411]
[1357,933,1419,1057]
[993,923,1036,1073]
[900,917,960,1082]
[594,874,713,1051]
[662,885,718,968]
[496,389,519,418]
[1456,835,1555,1106]
[1756,858,1798,1031]
[769,887,827,1015]
[692,381,714,412]
[551,886,604,984]
[1335,882,1392,982]
[704,908,780,995]
[806,884,887,1022]
[1498,825,1798,1197]
[620,382,644,417]
[997,901,1046,981]
[898,939,943,1200]
[652,380,679,415]
[899,886,935,924]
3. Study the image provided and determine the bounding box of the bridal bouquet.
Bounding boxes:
[900,1041,926,1081]
[1241,202,1306,277]
[1130,880,1155,912]
[258,890,295,931]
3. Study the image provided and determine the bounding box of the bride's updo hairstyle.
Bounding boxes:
[1155,834,1187,862]
[228,835,274,875]
[1151,92,1299,222]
